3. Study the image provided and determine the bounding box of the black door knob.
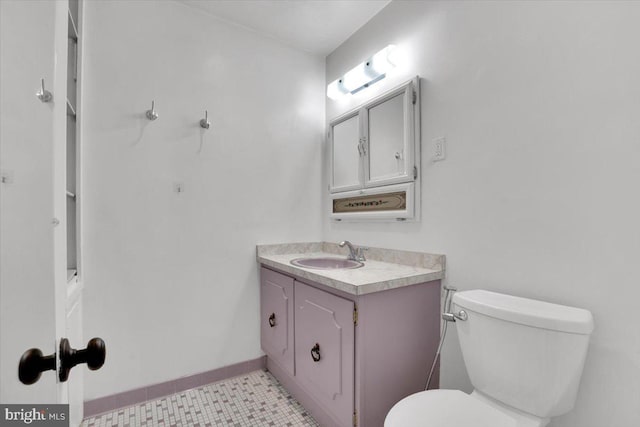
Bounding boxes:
[59,337,106,382]
[18,348,56,385]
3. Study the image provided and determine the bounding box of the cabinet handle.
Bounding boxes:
[268,313,276,327]
[310,343,321,362]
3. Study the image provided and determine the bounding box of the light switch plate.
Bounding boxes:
[433,137,446,162]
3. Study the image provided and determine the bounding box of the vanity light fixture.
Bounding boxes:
[327,44,398,100]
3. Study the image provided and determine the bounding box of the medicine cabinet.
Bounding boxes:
[328,77,420,221]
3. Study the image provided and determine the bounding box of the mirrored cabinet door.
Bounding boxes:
[330,113,362,192]
[364,82,414,187]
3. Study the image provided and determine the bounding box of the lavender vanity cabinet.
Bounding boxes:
[260,266,440,427]
[260,268,295,375]
[295,281,355,427]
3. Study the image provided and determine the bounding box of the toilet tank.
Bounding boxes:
[452,290,594,418]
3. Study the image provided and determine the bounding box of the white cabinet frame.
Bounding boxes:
[329,182,416,221]
[328,77,421,221]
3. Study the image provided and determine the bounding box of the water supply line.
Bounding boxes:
[424,285,468,390]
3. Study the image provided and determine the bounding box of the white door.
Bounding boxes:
[1,1,92,425]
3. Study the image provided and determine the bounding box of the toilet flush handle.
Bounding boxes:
[442,310,467,322]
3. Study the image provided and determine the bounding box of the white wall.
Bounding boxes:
[81,0,324,400]
[325,2,640,426]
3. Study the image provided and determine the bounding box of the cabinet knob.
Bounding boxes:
[268,313,276,328]
[310,343,321,362]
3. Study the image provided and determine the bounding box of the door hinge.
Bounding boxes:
[353,305,358,326]
[413,165,418,179]
[353,411,358,426]
[412,90,417,104]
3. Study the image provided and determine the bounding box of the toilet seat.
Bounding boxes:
[385,390,520,427]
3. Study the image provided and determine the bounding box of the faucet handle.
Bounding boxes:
[356,247,368,261]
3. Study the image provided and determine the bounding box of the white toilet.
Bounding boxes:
[385,289,594,427]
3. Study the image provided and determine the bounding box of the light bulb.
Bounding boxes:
[342,63,370,92]
[370,45,397,75]
[327,79,348,100]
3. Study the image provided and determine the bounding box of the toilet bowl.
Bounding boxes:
[386,390,548,427]
[385,290,594,427]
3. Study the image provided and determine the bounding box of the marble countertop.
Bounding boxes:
[256,242,445,296]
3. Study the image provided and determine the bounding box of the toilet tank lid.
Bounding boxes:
[453,290,594,335]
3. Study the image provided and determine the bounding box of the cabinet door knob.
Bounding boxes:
[310,343,321,362]
[268,313,276,327]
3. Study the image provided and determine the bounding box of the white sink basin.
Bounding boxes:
[290,257,364,270]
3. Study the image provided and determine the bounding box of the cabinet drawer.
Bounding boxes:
[294,281,354,427]
[261,268,294,375]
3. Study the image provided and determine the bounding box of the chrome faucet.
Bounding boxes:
[339,241,367,262]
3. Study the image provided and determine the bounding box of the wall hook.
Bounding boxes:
[200,110,210,129]
[146,100,158,121]
[36,78,52,103]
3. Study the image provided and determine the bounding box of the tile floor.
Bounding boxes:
[81,370,319,427]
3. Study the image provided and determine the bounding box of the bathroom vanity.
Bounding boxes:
[257,242,445,427]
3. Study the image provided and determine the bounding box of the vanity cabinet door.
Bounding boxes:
[261,268,295,375]
[294,281,354,427]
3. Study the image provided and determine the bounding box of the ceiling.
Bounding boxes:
[178,0,391,56]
